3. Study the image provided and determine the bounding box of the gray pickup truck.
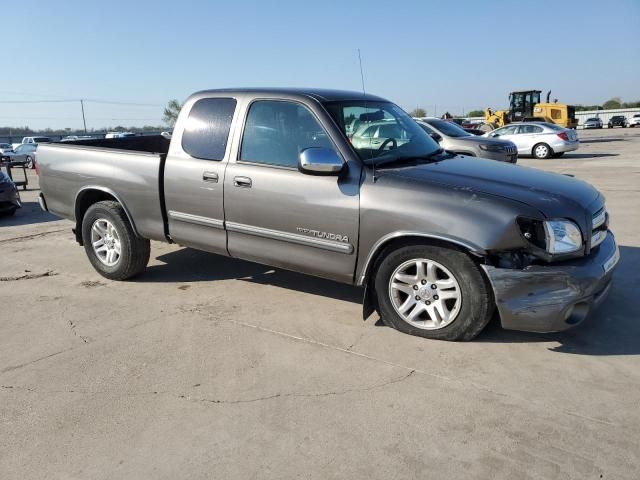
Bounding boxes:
[37,88,619,341]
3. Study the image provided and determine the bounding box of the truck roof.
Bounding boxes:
[191,87,387,103]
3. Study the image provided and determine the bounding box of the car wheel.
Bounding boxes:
[81,200,150,280]
[533,143,553,159]
[374,244,494,341]
[25,156,34,169]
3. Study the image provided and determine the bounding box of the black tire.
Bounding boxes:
[552,152,565,158]
[25,156,34,169]
[81,200,150,280]
[374,244,494,341]
[532,142,553,159]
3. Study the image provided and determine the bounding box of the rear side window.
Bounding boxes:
[182,98,236,161]
[519,125,543,134]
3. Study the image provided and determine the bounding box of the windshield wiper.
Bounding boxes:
[368,148,455,168]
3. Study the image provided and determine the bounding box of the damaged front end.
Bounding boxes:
[482,231,618,333]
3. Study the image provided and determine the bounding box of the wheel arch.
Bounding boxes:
[359,233,488,321]
[74,186,139,245]
[357,232,485,287]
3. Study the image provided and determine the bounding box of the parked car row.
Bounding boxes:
[581,114,640,129]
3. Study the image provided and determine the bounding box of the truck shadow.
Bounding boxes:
[0,201,61,227]
[142,247,363,304]
[144,245,639,356]
[476,245,640,356]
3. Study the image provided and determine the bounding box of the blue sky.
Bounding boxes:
[2,0,639,130]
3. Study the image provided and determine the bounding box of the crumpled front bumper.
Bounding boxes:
[482,232,619,333]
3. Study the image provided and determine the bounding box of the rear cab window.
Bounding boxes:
[182,98,237,161]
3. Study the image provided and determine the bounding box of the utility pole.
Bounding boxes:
[80,99,87,133]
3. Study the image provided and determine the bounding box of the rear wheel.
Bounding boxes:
[533,143,553,159]
[25,156,34,169]
[374,244,494,341]
[81,200,150,280]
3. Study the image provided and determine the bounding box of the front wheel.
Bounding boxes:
[81,200,150,280]
[533,143,552,159]
[374,244,494,341]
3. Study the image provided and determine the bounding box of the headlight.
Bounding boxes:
[479,143,505,152]
[544,220,583,254]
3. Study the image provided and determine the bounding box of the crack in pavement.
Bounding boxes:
[68,320,91,344]
[1,370,416,404]
[0,270,58,282]
[0,228,68,245]
[221,318,623,428]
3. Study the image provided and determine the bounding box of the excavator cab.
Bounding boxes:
[507,90,541,122]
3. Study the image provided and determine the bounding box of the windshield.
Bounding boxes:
[324,101,441,164]
[423,119,472,138]
[587,118,599,121]
[0,143,11,149]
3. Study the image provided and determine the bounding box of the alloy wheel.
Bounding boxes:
[388,258,462,330]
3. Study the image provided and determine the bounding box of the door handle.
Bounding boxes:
[203,171,219,183]
[234,176,252,188]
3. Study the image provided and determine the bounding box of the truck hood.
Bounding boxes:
[382,155,600,219]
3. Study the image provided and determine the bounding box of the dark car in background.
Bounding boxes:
[608,115,627,128]
[0,170,21,216]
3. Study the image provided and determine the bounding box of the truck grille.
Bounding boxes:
[591,208,607,249]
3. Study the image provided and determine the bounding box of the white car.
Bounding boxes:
[582,117,603,129]
[483,122,579,159]
[630,114,640,127]
[105,132,136,139]
[0,143,14,155]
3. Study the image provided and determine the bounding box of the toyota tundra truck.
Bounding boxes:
[36,88,619,341]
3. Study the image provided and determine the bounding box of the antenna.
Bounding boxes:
[357,48,366,95]
[357,49,376,182]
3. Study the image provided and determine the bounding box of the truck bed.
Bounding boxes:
[61,135,170,154]
[37,136,171,242]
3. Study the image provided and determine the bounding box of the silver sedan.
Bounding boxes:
[483,122,579,159]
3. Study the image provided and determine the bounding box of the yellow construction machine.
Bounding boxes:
[484,90,578,129]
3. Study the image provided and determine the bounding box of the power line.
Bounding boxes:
[0,98,164,107]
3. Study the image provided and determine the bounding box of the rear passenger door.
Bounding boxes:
[223,99,361,283]
[163,97,237,255]
[515,124,544,154]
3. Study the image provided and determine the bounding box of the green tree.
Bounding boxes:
[409,107,427,118]
[467,110,485,117]
[603,97,622,110]
[163,99,183,127]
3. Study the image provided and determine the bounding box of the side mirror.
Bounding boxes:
[298,148,345,175]
[429,132,442,142]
